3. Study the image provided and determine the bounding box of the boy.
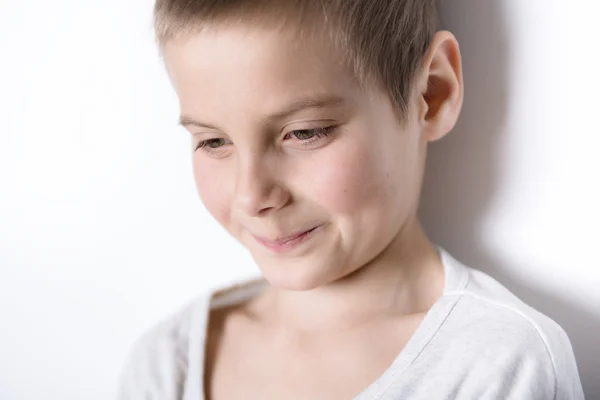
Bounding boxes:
[118,0,584,398]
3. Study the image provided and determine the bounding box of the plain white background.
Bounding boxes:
[1,0,598,398]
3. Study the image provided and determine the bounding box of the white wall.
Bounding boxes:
[0,0,597,398]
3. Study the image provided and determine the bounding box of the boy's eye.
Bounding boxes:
[203,138,227,148]
[291,129,318,140]
[194,138,230,152]
[285,126,337,144]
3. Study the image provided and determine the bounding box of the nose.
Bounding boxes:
[232,153,290,217]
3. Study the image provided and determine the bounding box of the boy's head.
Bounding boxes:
[156,0,463,290]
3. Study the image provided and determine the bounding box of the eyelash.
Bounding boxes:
[194,126,338,154]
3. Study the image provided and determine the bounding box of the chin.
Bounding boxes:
[257,258,338,292]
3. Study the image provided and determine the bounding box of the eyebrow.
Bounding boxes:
[178,116,219,130]
[178,95,346,130]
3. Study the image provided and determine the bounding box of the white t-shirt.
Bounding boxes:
[116,248,584,399]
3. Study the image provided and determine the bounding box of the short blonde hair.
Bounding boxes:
[154,0,440,118]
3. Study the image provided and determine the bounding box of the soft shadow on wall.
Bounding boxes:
[419,1,598,398]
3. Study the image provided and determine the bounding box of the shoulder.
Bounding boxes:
[115,292,211,400]
[438,262,583,399]
[115,278,267,400]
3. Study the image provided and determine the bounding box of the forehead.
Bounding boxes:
[162,25,363,117]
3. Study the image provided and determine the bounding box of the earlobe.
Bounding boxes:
[419,31,464,142]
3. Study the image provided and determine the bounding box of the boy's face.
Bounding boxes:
[164,25,427,290]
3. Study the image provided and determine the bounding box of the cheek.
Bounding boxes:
[305,125,421,222]
[308,139,390,214]
[192,159,232,225]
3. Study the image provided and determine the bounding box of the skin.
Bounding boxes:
[164,22,463,400]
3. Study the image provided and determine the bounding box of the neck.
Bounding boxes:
[259,217,445,334]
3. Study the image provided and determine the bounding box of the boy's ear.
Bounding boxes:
[417,31,464,142]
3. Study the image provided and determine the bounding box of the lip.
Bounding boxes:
[253,225,321,253]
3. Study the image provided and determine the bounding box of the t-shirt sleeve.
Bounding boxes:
[474,317,584,400]
[115,326,189,400]
[545,321,585,400]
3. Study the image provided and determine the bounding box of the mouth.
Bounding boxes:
[252,225,321,253]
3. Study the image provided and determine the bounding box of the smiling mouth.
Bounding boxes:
[252,225,321,252]
[275,226,319,244]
